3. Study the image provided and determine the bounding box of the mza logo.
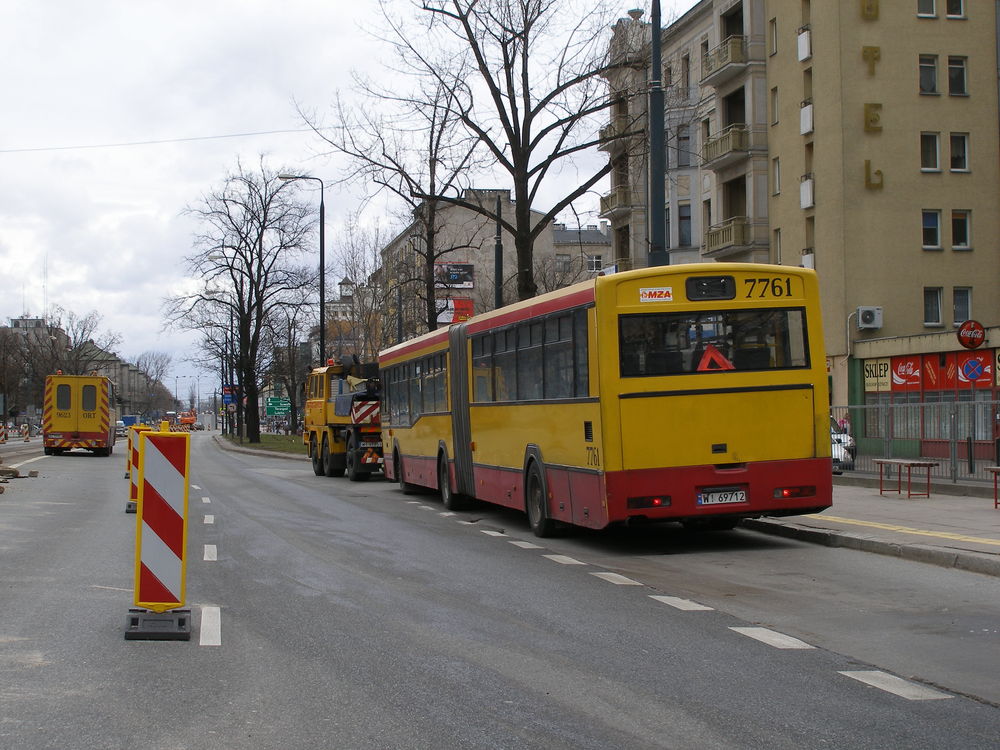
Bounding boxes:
[639,287,673,303]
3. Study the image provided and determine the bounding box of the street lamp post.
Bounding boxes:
[278,173,326,366]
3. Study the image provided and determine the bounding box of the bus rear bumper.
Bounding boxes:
[605,458,833,524]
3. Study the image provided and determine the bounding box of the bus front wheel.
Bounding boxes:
[526,464,555,538]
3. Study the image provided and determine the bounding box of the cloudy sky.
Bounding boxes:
[0,0,695,394]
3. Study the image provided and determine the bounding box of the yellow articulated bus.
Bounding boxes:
[380,263,832,537]
[42,373,118,456]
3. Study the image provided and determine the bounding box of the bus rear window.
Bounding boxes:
[619,308,809,377]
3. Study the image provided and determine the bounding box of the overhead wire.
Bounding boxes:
[0,127,327,154]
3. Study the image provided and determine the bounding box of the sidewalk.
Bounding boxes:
[742,476,1000,577]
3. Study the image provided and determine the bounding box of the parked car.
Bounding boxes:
[832,429,855,473]
[115,420,126,438]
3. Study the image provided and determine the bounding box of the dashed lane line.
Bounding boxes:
[204,515,215,525]
[543,554,586,565]
[204,544,218,562]
[730,627,815,650]
[649,595,714,611]
[509,540,543,549]
[191,484,201,490]
[591,571,642,585]
[201,496,211,504]
[199,606,221,647]
[480,530,507,537]
[838,671,952,701]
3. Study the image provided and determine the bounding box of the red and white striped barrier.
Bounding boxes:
[133,430,190,613]
[0,424,6,443]
[21,424,30,442]
[125,425,152,513]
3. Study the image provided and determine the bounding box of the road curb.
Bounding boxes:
[211,435,307,461]
[740,517,1000,578]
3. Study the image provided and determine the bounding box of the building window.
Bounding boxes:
[922,210,941,248]
[772,157,781,193]
[664,207,671,248]
[946,0,965,18]
[951,210,971,249]
[586,254,602,272]
[555,254,571,272]
[920,132,940,171]
[950,133,969,170]
[676,125,691,167]
[953,287,971,324]
[924,287,943,326]
[678,204,692,246]
[919,55,938,94]
[770,87,779,124]
[917,0,936,17]
[773,228,782,264]
[681,54,690,91]
[948,57,967,95]
[769,18,778,55]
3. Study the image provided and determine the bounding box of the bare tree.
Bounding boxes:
[302,33,491,332]
[374,0,629,301]
[165,157,315,443]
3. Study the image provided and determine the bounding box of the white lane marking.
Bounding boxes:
[418,505,434,511]
[201,496,211,504]
[838,671,952,700]
[591,571,642,586]
[204,544,217,562]
[199,606,221,647]
[543,554,586,565]
[204,515,215,525]
[91,585,132,593]
[192,485,202,490]
[509,541,543,549]
[9,456,47,469]
[649,595,714,611]
[730,627,814,650]
[458,520,476,525]
[481,530,506,537]
[439,512,456,517]
[405,501,421,505]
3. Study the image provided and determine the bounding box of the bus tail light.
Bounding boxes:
[627,496,671,509]
[774,486,816,499]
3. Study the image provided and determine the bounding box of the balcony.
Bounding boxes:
[598,119,633,152]
[599,187,632,217]
[701,124,750,170]
[705,216,750,255]
[800,101,814,135]
[800,174,815,209]
[701,36,747,88]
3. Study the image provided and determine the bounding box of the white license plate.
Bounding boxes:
[697,488,747,505]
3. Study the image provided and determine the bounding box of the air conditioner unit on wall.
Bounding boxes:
[857,306,883,330]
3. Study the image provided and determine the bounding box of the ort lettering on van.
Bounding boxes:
[639,287,673,302]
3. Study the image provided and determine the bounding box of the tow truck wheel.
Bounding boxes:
[310,436,323,476]
[321,436,336,477]
[346,434,369,482]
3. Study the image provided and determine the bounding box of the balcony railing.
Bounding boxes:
[701,36,747,86]
[599,187,631,216]
[705,216,750,254]
[701,124,750,168]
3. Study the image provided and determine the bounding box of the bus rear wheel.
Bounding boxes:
[439,456,464,510]
[526,464,555,538]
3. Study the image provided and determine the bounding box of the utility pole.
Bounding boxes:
[647,0,669,266]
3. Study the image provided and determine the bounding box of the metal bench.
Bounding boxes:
[872,458,939,499]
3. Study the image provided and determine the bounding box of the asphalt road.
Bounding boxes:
[1,434,998,749]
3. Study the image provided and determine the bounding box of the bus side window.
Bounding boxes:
[573,308,589,396]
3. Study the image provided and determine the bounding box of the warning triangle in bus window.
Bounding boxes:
[696,344,735,372]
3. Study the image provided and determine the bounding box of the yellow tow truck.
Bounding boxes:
[303,359,382,481]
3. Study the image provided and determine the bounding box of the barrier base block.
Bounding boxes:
[124,608,192,641]
[125,500,137,513]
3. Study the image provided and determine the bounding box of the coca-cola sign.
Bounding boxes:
[957,320,986,349]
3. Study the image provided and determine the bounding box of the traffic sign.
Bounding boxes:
[266,398,291,416]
